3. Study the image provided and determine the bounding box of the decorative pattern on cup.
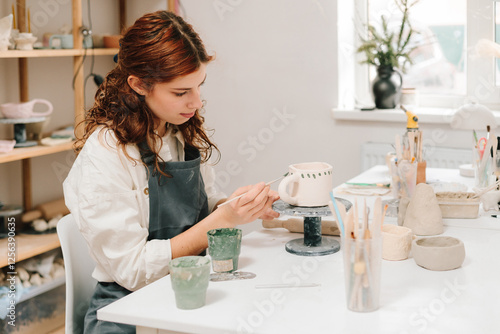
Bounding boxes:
[279,162,334,207]
[293,170,333,179]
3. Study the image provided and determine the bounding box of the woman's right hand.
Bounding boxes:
[217,182,279,226]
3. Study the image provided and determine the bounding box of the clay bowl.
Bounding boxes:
[103,35,121,48]
[412,236,465,271]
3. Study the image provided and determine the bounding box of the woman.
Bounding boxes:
[63,10,279,333]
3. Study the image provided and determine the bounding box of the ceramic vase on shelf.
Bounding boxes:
[372,66,403,109]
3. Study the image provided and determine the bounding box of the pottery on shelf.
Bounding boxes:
[403,183,443,236]
[412,236,465,271]
[0,99,53,119]
[0,14,13,52]
[103,35,121,48]
[15,33,37,51]
[0,139,16,153]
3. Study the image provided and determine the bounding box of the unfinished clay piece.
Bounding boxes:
[382,225,413,261]
[412,236,465,271]
[480,190,500,212]
[403,183,443,236]
[436,192,480,218]
[278,162,333,207]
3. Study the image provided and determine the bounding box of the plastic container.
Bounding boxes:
[1,284,65,333]
[435,192,480,219]
[343,237,382,312]
[0,204,23,236]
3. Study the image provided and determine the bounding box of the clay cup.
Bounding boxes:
[278,162,333,207]
[169,256,211,310]
[412,236,465,271]
[207,228,242,273]
[0,99,53,119]
[381,225,413,261]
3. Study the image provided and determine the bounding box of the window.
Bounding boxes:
[337,0,500,111]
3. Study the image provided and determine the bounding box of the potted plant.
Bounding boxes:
[357,0,419,109]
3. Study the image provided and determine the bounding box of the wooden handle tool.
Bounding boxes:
[262,218,340,236]
[22,198,70,223]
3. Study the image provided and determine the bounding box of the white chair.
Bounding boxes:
[57,214,97,334]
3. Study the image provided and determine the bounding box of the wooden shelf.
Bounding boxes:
[0,48,119,58]
[0,141,74,163]
[0,233,61,268]
[18,275,66,303]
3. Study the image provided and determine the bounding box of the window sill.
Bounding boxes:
[332,107,500,125]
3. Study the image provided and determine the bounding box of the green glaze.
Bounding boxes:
[169,256,211,310]
[207,228,242,273]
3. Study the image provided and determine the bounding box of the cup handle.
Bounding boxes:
[278,173,300,205]
[49,35,61,49]
[31,99,53,117]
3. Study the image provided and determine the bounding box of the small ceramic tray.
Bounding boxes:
[435,192,480,219]
[0,140,16,153]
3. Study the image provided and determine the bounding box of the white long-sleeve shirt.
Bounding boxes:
[63,126,226,291]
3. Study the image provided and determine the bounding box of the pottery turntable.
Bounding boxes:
[0,116,47,147]
[272,198,352,256]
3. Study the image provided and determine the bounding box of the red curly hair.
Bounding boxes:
[75,10,218,174]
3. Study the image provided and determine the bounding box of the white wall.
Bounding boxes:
[181,0,340,189]
[178,1,471,196]
[0,1,473,220]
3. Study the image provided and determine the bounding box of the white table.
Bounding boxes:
[98,166,500,334]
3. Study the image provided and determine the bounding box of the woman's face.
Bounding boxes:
[145,63,207,131]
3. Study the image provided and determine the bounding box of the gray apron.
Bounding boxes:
[83,144,209,334]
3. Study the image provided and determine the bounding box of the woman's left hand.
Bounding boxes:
[257,190,280,220]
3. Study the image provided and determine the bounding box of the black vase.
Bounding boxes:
[372,66,403,109]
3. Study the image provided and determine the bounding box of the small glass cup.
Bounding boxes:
[169,256,211,310]
[207,228,242,273]
[342,237,382,312]
[474,143,496,188]
[390,159,417,199]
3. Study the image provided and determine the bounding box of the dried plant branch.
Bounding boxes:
[356,0,420,72]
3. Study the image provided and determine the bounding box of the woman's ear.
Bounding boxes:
[127,75,146,95]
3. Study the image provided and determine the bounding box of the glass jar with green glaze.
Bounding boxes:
[207,228,242,273]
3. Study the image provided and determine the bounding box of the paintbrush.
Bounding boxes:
[218,173,288,207]
[371,197,382,240]
[328,192,345,237]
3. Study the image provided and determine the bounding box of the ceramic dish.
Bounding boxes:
[435,192,480,219]
[429,182,468,193]
[103,35,121,48]
[412,236,465,271]
[0,140,16,153]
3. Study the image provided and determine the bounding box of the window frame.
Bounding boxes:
[337,0,500,111]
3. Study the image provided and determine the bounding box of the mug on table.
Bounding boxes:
[278,162,333,207]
